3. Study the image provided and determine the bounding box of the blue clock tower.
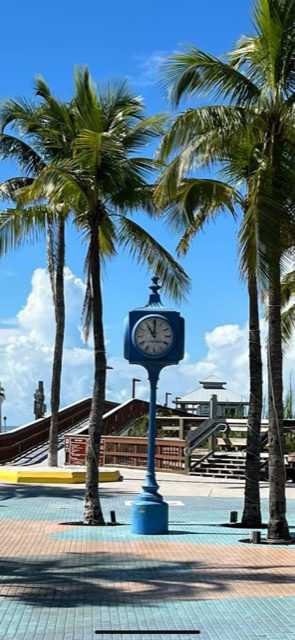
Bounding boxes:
[124,275,185,534]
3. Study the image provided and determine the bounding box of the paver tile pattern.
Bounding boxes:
[0,484,295,639]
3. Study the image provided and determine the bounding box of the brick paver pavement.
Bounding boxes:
[0,483,295,639]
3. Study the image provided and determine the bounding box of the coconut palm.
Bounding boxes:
[158,0,295,539]
[0,95,73,466]
[14,68,190,524]
[155,132,264,527]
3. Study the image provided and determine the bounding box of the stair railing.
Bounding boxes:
[189,449,214,473]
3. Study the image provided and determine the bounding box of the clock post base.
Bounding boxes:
[131,497,169,535]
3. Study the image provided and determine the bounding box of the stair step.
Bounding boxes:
[200,460,246,469]
[191,471,246,479]
[191,470,266,478]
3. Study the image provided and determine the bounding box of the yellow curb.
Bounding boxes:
[0,469,122,484]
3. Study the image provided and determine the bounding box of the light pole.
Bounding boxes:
[132,378,141,399]
[165,392,172,407]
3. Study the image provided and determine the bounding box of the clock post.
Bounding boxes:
[124,275,185,534]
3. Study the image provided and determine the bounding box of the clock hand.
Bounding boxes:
[146,322,155,338]
[153,319,156,337]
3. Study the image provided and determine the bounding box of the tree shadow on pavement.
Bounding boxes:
[0,484,134,501]
[0,553,224,608]
[0,550,294,609]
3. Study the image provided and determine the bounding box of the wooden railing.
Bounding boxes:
[103,436,186,473]
[78,398,193,437]
[0,399,118,464]
[0,396,191,465]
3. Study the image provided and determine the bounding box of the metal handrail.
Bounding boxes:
[190,449,214,471]
[187,421,226,453]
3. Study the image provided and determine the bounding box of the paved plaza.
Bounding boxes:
[0,471,295,639]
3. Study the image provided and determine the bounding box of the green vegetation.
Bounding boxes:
[123,408,175,438]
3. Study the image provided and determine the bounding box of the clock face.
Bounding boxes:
[134,317,173,356]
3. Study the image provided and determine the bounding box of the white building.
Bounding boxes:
[176,375,248,418]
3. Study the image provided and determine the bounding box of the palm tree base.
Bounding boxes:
[241,517,263,528]
[267,518,291,541]
[47,454,58,467]
[83,498,105,526]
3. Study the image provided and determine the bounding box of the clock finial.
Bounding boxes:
[146,274,163,306]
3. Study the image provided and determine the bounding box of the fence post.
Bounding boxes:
[208,394,217,451]
[184,441,190,475]
[179,418,184,440]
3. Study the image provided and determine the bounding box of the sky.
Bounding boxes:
[1,0,292,425]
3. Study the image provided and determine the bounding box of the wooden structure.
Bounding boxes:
[0,397,191,466]
[0,399,117,464]
[65,434,186,473]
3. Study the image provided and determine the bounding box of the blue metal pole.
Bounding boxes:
[131,366,169,534]
[142,372,159,496]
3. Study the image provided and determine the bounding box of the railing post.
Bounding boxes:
[184,439,190,475]
[208,394,217,451]
[179,418,184,440]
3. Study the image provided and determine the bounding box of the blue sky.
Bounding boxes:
[0,0,265,423]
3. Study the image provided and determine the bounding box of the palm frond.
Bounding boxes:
[281,304,295,347]
[17,160,89,210]
[160,44,261,107]
[0,134,45,175]
[161,178,241,252]
[0,177,34,203]
[281,269,295,307]
[99,216,117,260]
[123,113,169,151]
[239,140,295,289]
[117,216,190,301]
[111,183,156,216]
[156,105,259,163]
[0,205,50,258]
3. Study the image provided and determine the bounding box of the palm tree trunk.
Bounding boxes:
[47,220,56,305]
[48,219,65,467]
[84,218,106,525]
[267,265,290,540]
[242,275,263,527]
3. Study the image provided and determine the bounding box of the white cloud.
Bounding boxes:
[0,267,294,427]
[0,318,19,326]
[129,51,170,87]
[0,268,93,426]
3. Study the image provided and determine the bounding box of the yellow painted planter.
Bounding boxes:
[0,469,122,484]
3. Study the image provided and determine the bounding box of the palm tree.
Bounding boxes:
[0,141,65,466]
[13,68,190,524]
[155,134,263,527]
[159,0,295,539]
[0,91,79,466]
